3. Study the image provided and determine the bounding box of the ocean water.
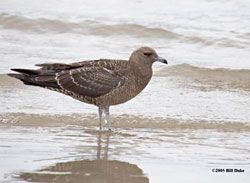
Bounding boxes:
[0,0,250,182]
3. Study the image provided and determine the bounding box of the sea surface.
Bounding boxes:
[0,0,250,182]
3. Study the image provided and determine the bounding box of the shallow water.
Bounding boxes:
[0,0,250,182]
[1,122,249,183]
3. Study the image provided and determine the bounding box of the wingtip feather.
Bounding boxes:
[7,73,25,80]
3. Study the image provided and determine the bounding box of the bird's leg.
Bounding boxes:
[98,107,103,131]
[104,106,111,131]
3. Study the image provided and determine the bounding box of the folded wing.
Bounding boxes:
[8,60,128,98]
[56,66,127,98]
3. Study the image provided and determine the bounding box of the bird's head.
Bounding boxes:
[129,47,168,66]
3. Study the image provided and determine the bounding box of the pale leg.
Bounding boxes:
[98,107,103,131]
[104,106,111,131]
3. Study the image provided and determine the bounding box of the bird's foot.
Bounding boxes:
[98,128,113,133]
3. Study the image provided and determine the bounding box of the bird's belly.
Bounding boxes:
[96,81,148,107]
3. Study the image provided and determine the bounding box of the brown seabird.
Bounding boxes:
[8,47,167,130]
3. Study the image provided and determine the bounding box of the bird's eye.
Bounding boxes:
[144,52,152,56]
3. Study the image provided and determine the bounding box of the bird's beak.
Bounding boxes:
[155,57,168,64]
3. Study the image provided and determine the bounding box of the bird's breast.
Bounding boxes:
[96,68,152,107]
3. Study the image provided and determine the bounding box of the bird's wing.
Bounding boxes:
[8,59,129,97]
[56,66,128,98]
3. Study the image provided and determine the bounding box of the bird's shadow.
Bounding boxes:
[18,131,149,183]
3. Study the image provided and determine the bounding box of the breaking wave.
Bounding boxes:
[0,13,179,39]
[0,13,247,48]
[156,64,250,91]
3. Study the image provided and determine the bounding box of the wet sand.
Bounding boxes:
[0,115,249,183]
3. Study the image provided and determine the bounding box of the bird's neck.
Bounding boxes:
[130,62,153,87]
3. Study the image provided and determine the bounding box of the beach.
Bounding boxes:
[0,0,250,182]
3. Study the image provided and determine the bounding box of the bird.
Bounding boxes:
[8,47,167,131]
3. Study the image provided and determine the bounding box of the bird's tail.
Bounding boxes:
[8,68,60,88]
[7,73,25,81]
[8,69,37,85]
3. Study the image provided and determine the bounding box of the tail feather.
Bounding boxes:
[8,69,60,89]
[8,62,76,89]
[7,73,37,86]
[11,68,41,75]
[7,73,25,80]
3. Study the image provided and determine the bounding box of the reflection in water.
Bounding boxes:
[19,131,149,183]
[96,131,110,160]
